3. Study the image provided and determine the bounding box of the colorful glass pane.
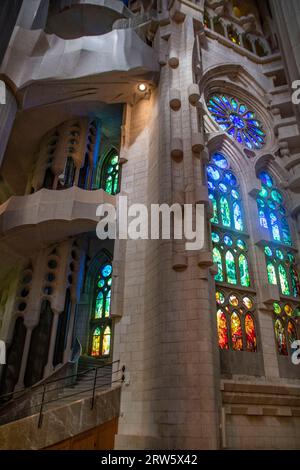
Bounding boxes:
[102,326,111,355]
[217,309,229,350]
[213,247,223,282]
[231,312,243,350]
[207,165,220,181]
[91,327,101,356]
[264,246,272,257]
[102,264,112,277]
[245,314,257,352]
[212,153,228,169]
[239,253,250,287]
[259,209,268,229]
[224,235,233,246]
[258,171,273,188]
[207,95,265,149]
[267,262,277,285]
[225,251,237,284]
[216,291,225,304]
[273,302,281,315]
[243,296,253,309]
[211,232,220,243]
[233,202,243,231]
[220,196,231,227]
[290,267,300,297]
[229,294,239,306]
[211,196,219,224]
[274,319,288,355]
[284,304,293,316]
[236,239,246,250]
[95,291,104,319]
[278,264,290,296]
[105,290,111,317]
[270,213,280,241]
[287,321,297,347]
[102,153,120,195]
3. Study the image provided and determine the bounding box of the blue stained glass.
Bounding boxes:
[231,189,239,199]
[208,181,215,191]
[270,213,280,241]
[102,264,112,277]
[219,183,228,193]
[211,232,220,243]
[257,198,265,208]
[220,196,231,227]
[268,200,276,210]
[212,153,228,169]
[259,209,268,228]
[224,171,237,186]
[207,165,220,181]
[233,202,243,231]
[258,171,273,188]
[224,235,233,246]
[207,95,265,150]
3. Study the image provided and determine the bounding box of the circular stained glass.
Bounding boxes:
[231,189,239,199]
[212,153,229,169]
[102,264,112,277]
[207,165,220,181]
[207,95,265,150]
[284,304,293,316]
[98,279,105,288]
[236,239,246,250]
[224,235,233,246]
[216,291,225,304]
[273,302,281,315]
[271,190,283,204]
[276,250,284,260]
[243,296,253,309]
[229,294,239,307]
[211,232,220,243]
[258,171,273,188]
[219,183,228,193]
[264,246,272,257]
[224,171,237,186]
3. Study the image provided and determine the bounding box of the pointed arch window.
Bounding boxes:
[273,302,299,356]
[208,152,258,354]
[100,150,120,195]
[89,260,113,357]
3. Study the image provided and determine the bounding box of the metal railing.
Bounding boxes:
[0,360,125,428]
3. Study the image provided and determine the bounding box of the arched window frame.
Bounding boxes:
[273,301,300,356]
[208,151,258,354]
[99,148,121,195]
[88,252,113,358]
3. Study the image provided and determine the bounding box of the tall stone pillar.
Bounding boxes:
[0,85,17,168]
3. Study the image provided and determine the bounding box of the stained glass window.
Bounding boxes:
[264,246,300,298]
[273,302,299,356]
[216,291,257,352]
[207,95,265,149]
[257,171,292,245]
[101,151,120,195]
[90,259,113,357]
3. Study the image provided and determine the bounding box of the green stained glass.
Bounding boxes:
[278,264,290,296]
[225,251,237,284]
[264,246,272,257]
[220,196,231,227]
[276,250,284,260]
[239,253,250,287]
[290,266,300,298]
[95,291,104,319]
[211,196,219,224]
[111,155,118,165]
[213,247,223,282]
[102,152,120,195]
[257,198,265,208]
[105,290,111,317]
[271,189,283,204]
[211,232,220,243]
[105,176,113,194]
[267,262,277,285]
[259,187,268,198]
[236,239,246,250]
[273,302,281,315]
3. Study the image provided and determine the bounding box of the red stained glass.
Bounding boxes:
[245,314,257,352]
[231,312,243,350]
[217,309,229,350]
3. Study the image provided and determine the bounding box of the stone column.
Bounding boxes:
[0,85,17,168]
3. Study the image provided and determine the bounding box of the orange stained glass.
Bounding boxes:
[245,314,257,352]
[91,327,101,356]
[274,319,288,355]
[217,309,229,350]
[231,312,243,350]
[102,326,111,355]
